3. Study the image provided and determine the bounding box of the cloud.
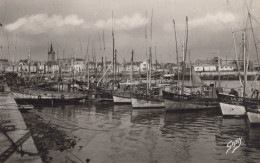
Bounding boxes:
[95,13,148,30]
[163,12,235,32]
[5,14,85,34]
[190,12,235,27]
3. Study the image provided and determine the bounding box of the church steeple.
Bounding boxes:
[50,43,54,53]
[48,43,55,62]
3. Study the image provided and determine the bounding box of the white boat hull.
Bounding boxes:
[247,111,260,124]
[131,97,164,109]
[219,102,246,116]
[113,95,131,104]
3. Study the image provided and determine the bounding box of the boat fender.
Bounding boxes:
[61,94,65,100]
[38,95,41,100]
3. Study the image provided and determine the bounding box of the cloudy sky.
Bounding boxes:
[0,0,260,63]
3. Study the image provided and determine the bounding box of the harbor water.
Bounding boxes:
[34,103,260,163]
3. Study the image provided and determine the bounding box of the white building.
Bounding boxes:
[140,61,149,72]
[193,66,204,72]
[125,62,140,72]
[203,65,217,71]
[219,65,235,71]
[73,64,86,73]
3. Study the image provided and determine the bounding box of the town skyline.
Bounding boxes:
[0,0,260,63]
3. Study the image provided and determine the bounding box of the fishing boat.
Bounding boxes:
[130,11,164,109]
[217,89,247,116]
[162,17,221,112]
[113,81,140,104]
[113,50,136,104]
[217,2,260,117]
[113,93,131,104]
[11,88,90,106]
[131,58,165,109]
[163,85,221,112]
[218,33,259,116]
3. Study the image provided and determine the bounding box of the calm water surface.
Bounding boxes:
[35,102,260,163]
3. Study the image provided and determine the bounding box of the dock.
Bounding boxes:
[0,85,42,163]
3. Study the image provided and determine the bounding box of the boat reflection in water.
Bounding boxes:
[32,104,260,163]
[130,108,163,125]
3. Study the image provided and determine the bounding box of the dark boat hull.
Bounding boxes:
[163,90,219,112]
[12,91,90,106]
[14,98,86,106]
[95,88,113,102]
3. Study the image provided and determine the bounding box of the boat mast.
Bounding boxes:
[112,11,116,86]
[244,0,259,65]
[145,11,149,94]
[218,50,221,87]
[149,47,152,89]
[131,50,133,90]
[87,56,90,88]
[181,16,188,95]
[115,49,117,83]
[148,9,153,91]
[173,19,179,82]
[13,34,17,72]
[85,35,90,83]
[189,50,192,86]
[102,30,106,81]
[243,31,247,98]
[28,47,31,81]
[98,32,103,81]
[94,44,97,84]
[155,45,157,84]
[242,0,252,98]
[150,9,153,89]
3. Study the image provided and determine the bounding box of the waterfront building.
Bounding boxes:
[0,59,11,72]
[139,61,148,72]
[194,57,222,66]
[72,58,85,73]
[125,62,141,72]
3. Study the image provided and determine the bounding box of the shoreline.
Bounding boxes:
[21,110,77,163]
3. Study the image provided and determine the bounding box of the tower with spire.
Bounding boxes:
[48,43,55,62]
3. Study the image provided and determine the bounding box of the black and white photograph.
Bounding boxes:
[0,0,260,162]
